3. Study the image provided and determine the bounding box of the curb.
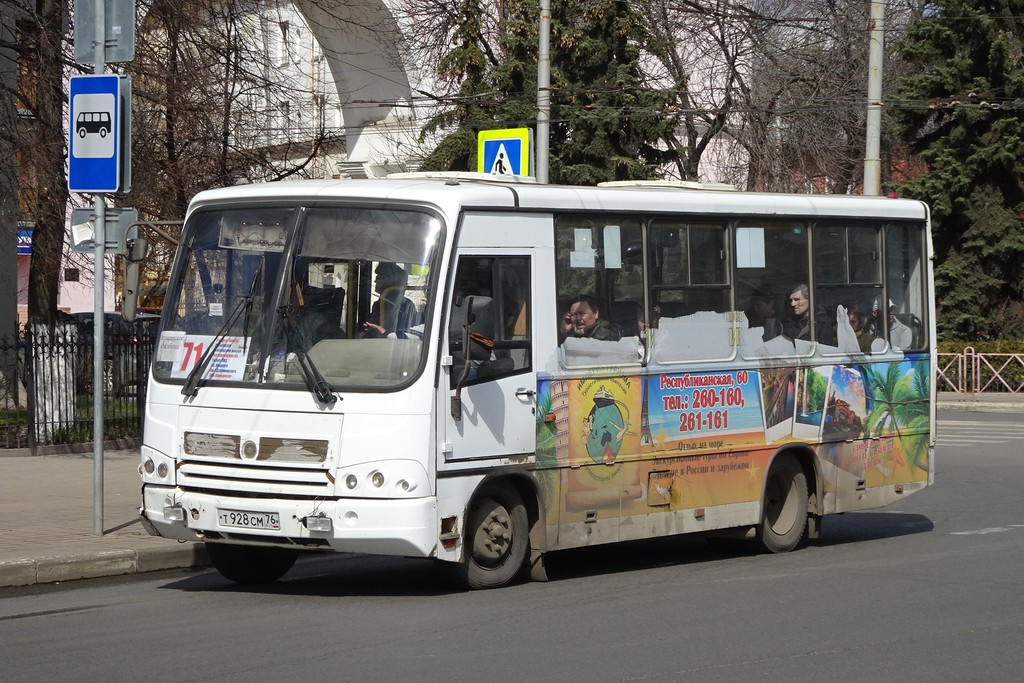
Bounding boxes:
[937,401,1022,413]
[0,543,208,588]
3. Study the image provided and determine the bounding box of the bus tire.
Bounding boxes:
[460,487,529,589]
[206,543,298,585]
[759,453,808,553]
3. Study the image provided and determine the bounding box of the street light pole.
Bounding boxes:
[864,0,885,196]
[536,0,551,184]
[92,0,108,536]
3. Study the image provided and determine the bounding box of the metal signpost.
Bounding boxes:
[70,0,135,535]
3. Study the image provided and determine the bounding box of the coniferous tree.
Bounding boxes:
[893,0,1024,339]
[417,0,679,183]
[548,0,676,183]
[417,0,497,171]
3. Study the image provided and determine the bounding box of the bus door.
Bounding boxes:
[443,251,536,462]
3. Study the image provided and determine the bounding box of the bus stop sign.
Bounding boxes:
[68,75,122,193]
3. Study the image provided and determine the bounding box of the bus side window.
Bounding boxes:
[648,220,732,362]
[554,214,643,366]
[737,221,809,357]
[813,223,882,355]
[884,223,927,350]
[449,256,531,386]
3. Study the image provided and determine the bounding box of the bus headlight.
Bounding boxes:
[336,461,428,498]
[140,446,175,485]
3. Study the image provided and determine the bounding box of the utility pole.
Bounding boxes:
[536,0,551,184]
[863,0,885,196]
[91,0,109,536]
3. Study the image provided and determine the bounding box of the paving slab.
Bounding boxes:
[0,448,207,588]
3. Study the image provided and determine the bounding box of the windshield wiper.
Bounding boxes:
[181,272,261,399]
[277,307,338,406]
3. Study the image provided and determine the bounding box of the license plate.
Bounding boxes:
[217,509,281,531]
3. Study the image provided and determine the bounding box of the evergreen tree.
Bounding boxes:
[893,1,1024,339]
[418,0,678,183]
[548,0,676,183]
[417,0,497,171]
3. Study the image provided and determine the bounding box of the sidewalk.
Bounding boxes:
[1,392,1022,589]
[0,448,208,588]
[936,390,1024,413]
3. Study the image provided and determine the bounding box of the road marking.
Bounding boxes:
[950,526,1023,536]
[939,439,1018,445]
[937,418,1024,446]
[939,423,1024,429]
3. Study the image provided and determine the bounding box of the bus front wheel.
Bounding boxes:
[759,453,808,553]
[460,487,529,589]
[206,542,298,584]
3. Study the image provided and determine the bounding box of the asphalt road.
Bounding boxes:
[2,410,1023,682]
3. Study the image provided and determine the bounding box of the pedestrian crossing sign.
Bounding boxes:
[478,128,532,176]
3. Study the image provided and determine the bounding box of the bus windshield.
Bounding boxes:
[153,204,442,391]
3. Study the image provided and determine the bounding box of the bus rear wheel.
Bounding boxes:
[759,453,808,553]
[206,543,298,585]
[460,487,529,589]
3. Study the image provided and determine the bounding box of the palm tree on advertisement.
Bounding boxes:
[863,361,929,472]
[899,360,931,472]
[864,363,904,438]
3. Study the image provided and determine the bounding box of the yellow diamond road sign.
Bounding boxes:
[477,128,531,176]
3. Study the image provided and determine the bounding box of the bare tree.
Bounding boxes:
[633,0,761,182]
[0,2,21,339]
[121,0,365,304]
[129,0,347,220]
[726,0,920,193]
[2,0,72,327]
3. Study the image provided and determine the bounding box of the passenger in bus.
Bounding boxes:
[362,262,419,339]
[870,297,913,349]
[744,292,782,341]
[559,294,621,342]
[285,281,344,351]
[782,284,833,344]
[836,303,873,353]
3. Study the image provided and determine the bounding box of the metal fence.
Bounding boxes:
[937,347,1024,396]
[0,321,156,451]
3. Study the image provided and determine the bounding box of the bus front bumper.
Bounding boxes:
[141,485,438,558]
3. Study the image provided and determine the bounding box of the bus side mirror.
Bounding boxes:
[122,237,149,323]
[451,295,496,421]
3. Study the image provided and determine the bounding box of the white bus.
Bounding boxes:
[138,174,935,588]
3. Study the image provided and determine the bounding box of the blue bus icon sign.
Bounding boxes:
[69,75,121,193]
